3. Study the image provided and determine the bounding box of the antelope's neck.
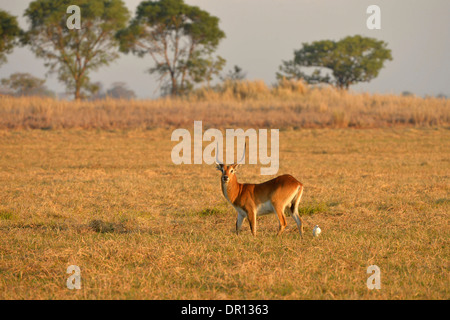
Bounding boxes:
[221,179,241,204]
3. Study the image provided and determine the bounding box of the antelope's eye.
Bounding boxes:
[230,170,234,174]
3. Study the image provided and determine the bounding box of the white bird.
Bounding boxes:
[313,225,321,237]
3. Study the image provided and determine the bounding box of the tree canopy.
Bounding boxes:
[116,0,226,96]
[0,10,21,66]
[1,72,55,97]
[222,65,247,82]
[23,0,130,100]
[106,82,136,99]
[277,35,393,89]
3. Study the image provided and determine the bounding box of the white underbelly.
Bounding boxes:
[256,200,274,216]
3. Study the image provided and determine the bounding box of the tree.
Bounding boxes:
[1,73,55,97]
[23,0,129,100]
[0,10,21,66]
[222,65,247,81]
[106,82,136,99]
[116,0,226,96]
[188,54,226,89]
[88,81,106,100]
[401,91,414,97]
[277,35,392,89]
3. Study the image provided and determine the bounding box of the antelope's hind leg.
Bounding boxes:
[291,210,304,238]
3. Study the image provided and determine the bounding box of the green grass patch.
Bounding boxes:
[297,201,329,216]
[435,198,449,206]
[88,219,128,233]
[0,210,14,220]
[198,207,227,216]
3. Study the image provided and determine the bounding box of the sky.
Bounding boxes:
[0,0,449,99]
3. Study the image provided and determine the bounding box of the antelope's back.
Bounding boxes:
[248,174,302,201]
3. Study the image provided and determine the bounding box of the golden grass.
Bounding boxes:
[0,81,448,130]
[0,127,448,299]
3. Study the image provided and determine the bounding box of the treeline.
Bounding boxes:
[1,0,394,100]
[0,73,137,100]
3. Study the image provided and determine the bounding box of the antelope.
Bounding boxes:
[215,144,304,237]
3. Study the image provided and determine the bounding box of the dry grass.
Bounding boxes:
[0,81,449,130]
[0,127,448,299]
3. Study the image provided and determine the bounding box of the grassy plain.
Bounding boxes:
[0,126,448,299]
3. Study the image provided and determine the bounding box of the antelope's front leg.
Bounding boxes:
[274,203,287,236]
[246,208,257,237]
[248,214,257,237]
[236,211,246,235]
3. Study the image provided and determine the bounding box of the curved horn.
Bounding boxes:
[215,142,223,165]
[237,142,246,164]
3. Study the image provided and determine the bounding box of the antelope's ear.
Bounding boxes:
[231,163,241,170]
[216,163,224,171]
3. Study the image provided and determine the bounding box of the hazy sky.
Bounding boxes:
[0,0,449,98]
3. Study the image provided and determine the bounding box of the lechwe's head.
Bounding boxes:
[215,143,245,184]
[216,163,240,184]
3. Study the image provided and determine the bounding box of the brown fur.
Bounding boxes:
[217,164,304,237]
